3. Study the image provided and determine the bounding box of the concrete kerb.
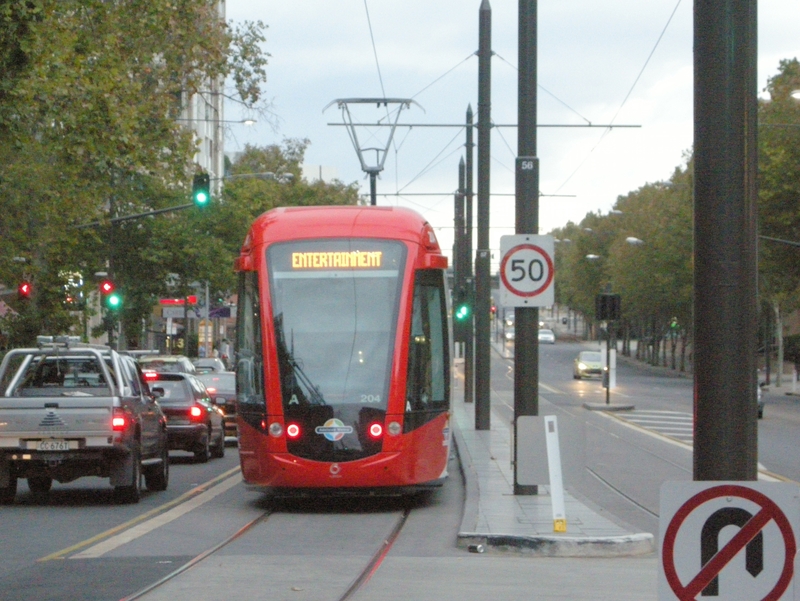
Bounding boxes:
[583,402,636,412]
[452,420,655,557]
[457,533,656,557]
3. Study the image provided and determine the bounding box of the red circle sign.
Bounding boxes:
[663,484,796,601]
[499,244,554,298]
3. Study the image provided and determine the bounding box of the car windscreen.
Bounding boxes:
[582,352,602,362]
[12,355,112,397]
[152,379,192,403]
[197,373,234,393]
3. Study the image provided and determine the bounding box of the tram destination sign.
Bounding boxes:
[499,235,555,308]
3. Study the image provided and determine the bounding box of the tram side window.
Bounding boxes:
[236,271,265,410]
[406,269,449,415]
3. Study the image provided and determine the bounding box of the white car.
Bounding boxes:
[538,329,556,344]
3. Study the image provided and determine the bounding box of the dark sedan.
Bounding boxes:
[145,372,225,462]
[196,371,237,444]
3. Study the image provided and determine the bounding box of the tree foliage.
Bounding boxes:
[0,0,270,345]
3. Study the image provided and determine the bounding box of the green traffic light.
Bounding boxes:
[106,292,122,310]
[455,304,470,321]
[192,173,211,207]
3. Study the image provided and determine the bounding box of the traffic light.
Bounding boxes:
[99,279,122,310]
[595,293,621,321]
[106,291,122,310]
[192,173,211,207]
[99,279,115,295]
[17,281,32,299]
[453,279,474,343]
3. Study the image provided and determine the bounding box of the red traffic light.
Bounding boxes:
[18,281,32,298]
[99,280,115,294]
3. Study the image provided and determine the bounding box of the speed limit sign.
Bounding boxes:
[499,235,555,307]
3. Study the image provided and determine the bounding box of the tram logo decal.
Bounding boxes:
[315,419,353,441]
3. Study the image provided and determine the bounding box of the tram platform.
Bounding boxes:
[452,351,655,558]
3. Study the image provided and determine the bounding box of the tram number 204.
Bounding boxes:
[360,394,382,404]
[510,258,544,282]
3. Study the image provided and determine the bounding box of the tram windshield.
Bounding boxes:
[267,239,406,412]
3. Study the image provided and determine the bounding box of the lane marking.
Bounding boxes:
[71,474,242,558]
[38,466,241,561]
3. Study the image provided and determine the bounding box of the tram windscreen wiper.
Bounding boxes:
[274,314,326,405]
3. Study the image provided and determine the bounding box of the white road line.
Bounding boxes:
[71,474,242,559]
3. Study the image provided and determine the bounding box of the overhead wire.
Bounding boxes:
[553,0,684,194]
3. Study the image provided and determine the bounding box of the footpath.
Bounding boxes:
[452,355,655,557]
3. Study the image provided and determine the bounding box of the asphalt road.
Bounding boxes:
[4,335,798,599]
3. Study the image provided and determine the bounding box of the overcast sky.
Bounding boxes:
[224,0,797,264]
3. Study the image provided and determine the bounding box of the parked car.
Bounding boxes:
[196,371,237,443]
[192,358,227,374]
[145,372,225,462]
[138,355,196,374]
[574,350,603,379]
[538,328,556,344]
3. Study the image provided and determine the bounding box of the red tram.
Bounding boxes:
[234,206,452,494]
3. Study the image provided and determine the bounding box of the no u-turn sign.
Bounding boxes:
[659,482,800,600]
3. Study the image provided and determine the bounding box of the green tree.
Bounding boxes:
[0,0,269,345]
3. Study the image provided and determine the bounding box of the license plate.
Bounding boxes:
[33,439,73,451]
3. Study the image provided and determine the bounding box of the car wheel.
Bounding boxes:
[758,407,764,419]
[145,443,169,492]
[0,476,17,505]
[114,445,141,504]
[211,428,225,459]
[194,430,211,463]
[28,476,53,495]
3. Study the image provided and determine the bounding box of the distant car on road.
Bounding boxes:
[574,350,603,379]
[196,371,237,443]
[193,357,227,374]
[146,372,225,462]
[504,326,515,342]
[138,355,196,374]
[538,329,556,344]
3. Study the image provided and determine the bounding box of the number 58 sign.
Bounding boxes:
[499,235,555,307]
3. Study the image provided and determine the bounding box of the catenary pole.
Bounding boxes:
[474,0,492,430]
[693,0,758,480]
[513,0,539,495]
[465,105,475,405]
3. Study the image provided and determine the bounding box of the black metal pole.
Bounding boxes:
[465,106,475,404]
[693,0,758,480]
[474,0,492,430]
[513,0,539,495]
[369,172,377,206]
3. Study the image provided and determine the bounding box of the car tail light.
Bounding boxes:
[368,422,383,439]
[189,405,205,421]
[112,409,127,431]
[206,387,217,394]
[286,423,301,439]
[143,371,158,381]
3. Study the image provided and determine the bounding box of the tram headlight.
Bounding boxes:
[368,422,383,439]
[268,422,283,437]
[286,423,301,439]
[387,421,402,436]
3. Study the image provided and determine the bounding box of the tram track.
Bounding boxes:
[119,498,416,601]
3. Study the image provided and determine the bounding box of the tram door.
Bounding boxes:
[405,268,450,436]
